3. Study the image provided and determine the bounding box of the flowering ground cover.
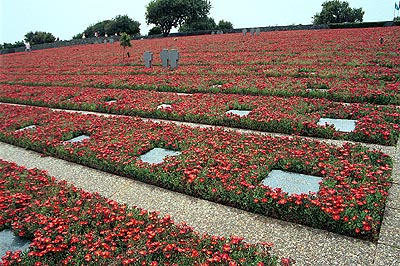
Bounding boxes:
[0,159,291,265]
[1,84,399,145]
[0,104,393,242]
[1,27,399,104]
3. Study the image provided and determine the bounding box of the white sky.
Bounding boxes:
[0,0,398,43]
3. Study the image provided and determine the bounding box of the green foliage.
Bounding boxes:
[0,41,24,49]
[179,16,216,32]
[146,0,212,36]
[84,20,111,37]
[119,32,131,63]
[24,31,56,45]
[148,26,162,35]
[104,15,140,36]
[82,15,140,37]
[217,19,233,30]
[120,32,131,48]
[312,0,364,24]
[72,33,83,40]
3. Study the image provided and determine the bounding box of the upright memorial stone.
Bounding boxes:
[109,38,115,44]
[242,29,247,36]
[250,28,255,36]
[256,28,261,36]
[143,51,153,68]
[160,49,169,68]
[169,49,179,69]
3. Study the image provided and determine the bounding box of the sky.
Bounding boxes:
[0,0,398,43]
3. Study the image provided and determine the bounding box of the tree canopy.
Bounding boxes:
[312,0,364,24]
[179,16,234,32]
[146,0,212,36]
[24,31,56,45]
[82,15,140,37]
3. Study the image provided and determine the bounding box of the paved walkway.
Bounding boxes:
[0,106,399,265]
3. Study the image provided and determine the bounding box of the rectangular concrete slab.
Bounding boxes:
[226,110,251,117]
[64,135,90,143]
[139,147,181,164]
[157,104,172,109]
[262,170,322,195]
[318,118,357,132]
[15,125,36,132]
[0,229,31,258]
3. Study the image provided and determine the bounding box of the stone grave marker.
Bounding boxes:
[256,28,261,36]
[64,135,90,144]
[317,118,357,132]
[211,31,215,35]
[105,99,117,104]
[226,110,251,117]
[0,229,31,258]
[103,39,107,44]
[250,28,255,36]
[160,49,169,68]
[242,29,247,36]
[15,125,37,132]
[168,49,179,69]
[143,51,153,68]
[139,148,181,164]
[262,170,322,195]
[157,104,172,109]
[109,38,115,44]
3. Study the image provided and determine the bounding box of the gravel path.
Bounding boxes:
[0,104,399,265]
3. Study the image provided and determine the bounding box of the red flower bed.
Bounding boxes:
[0,104,393,241]
[1,160,290,265]
[1,27,399,104]
[1,84,399,145]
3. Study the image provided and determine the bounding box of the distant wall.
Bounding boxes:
[1,21,399,55]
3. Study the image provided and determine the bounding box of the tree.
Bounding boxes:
[312,0,364,24]
[81,15,140,38]
[148,26,162,35]
[24,31,56,45]
[119,32,131,64]
[146,0,212,37]
[217,20,233,30]
[179,16,216,32]
[104,15,140,36]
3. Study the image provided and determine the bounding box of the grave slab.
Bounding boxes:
[64,135,90,143]
[226,110,251,117]
[139,148,181,164]
[262,170,322,195]
[0,229,31,258]
[15,125,37,132]
[157,104,172,109]
[317,118,357,132]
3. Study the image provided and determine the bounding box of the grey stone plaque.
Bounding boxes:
[262,170,322,195]
[256,28,261,36]
[226,110,251,117]
[15,125,37,132]
[317,118,357,132]
[139,148,181,164]
[157,104,172,109]
[168,49,179,69]
[250,28,255,36]
[0,229,31,258]
[160,49,169,68]
[64,135,90,143]
[143,51,153,68]
[242,29,247,36]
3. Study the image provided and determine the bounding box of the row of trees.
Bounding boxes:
[73,15,141,39]
[1,0,366,50]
